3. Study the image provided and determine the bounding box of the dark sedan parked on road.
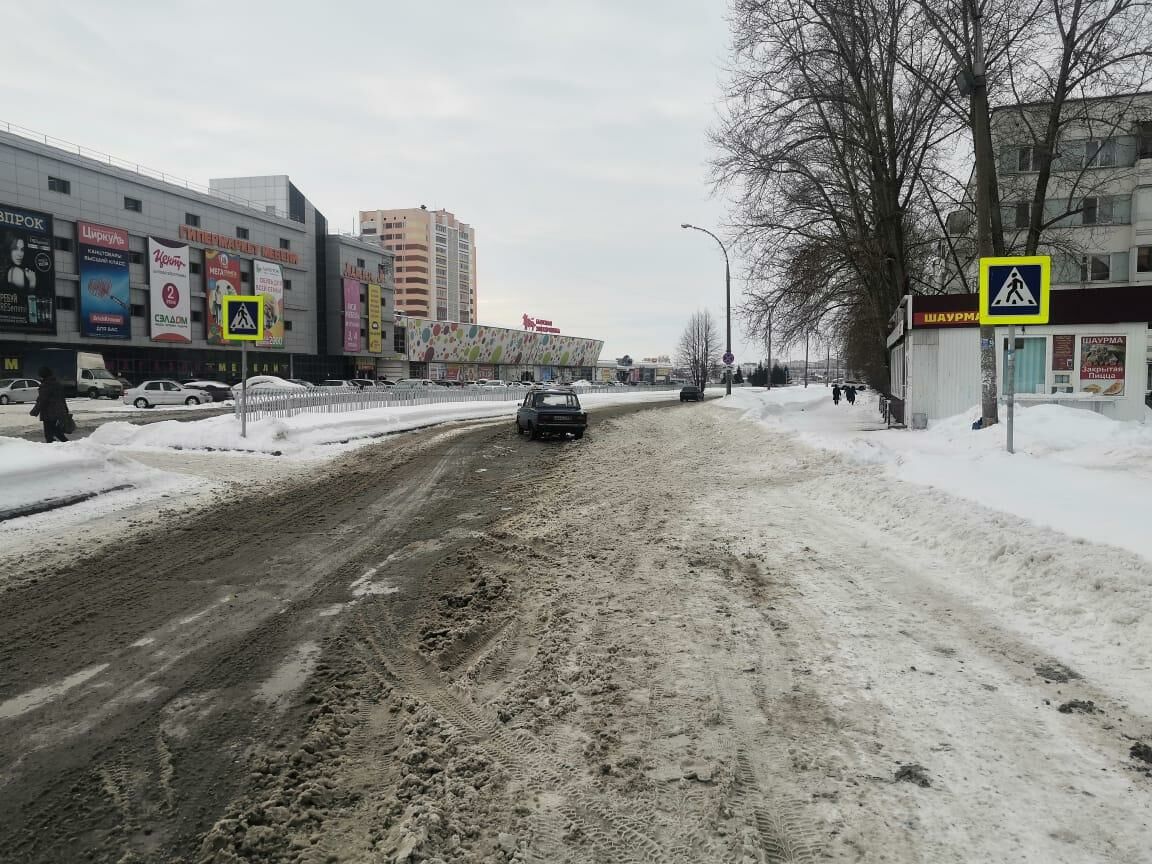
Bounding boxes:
[515,388,587,440]
[680,385,703,402]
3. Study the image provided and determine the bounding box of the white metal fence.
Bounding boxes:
[233,385,679,421]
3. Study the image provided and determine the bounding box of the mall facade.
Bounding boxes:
[0,129,398,383]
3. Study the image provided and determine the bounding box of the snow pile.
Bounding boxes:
[89,390,680,456]
[0,436,195,515]
[725,387,1152,562]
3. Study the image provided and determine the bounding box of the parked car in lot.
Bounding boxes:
[349,378,379,389]
[320,379,358,389]
[181,380,233,402]
[515,388,588,440]
[393,378,437,389]
[0,377,40,405]
[288,379,317,389]
[0,378,40,404]
[124,380,210,408]
[232,375,307,395]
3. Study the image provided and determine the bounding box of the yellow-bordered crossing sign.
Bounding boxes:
[978,256,1050,325]
[222,295,265,341]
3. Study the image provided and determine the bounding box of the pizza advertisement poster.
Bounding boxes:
[1079,335,1125,396]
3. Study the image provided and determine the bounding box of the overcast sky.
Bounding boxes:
[4,0,774,365]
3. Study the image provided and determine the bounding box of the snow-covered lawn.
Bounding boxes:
[724,386,1152,563]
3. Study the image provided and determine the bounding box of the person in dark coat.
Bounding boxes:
[845,384,856,405]
[831,383,841,405]
[31,367,70,442]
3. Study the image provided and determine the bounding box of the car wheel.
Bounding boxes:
[529,423,540,440]
[185,396,200,405]
[574,431,584,440]
[88,388,100,400]
[0,395,8,405]
[514,420,523,435]
[133,397,149,409]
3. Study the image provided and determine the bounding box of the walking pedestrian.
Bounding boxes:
[831,383,841,405]
[845,385,856,406]
[30,367,71,442]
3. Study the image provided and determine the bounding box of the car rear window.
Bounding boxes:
[536,394,579,408]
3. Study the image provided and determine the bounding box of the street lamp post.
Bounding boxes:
[681,223,732,396]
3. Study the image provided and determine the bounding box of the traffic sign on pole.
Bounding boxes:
[978,256,1050,325]
[978,256,1050,456]
[722,351,735,366]
[222,295,265,341]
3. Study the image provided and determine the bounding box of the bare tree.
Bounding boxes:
[714,0,960,392]
[676,310,722,390]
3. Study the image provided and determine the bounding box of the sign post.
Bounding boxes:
[978,256,1050,454]
[222,295,265,438]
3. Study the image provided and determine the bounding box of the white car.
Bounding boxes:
[393,379,436,389]
[231,375,307,395]
[124,380,210,408]
[0,377,40,405]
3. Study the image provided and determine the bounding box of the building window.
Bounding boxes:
[1137,246,1152,273]
[185,213,201,227]
[284,278,292,291]
[241,270,251,283]
[48,176,71,194]
[1083,138,1116,168]
[394,327,406,354]
[361,227,377,234]
[236,227,250,240]
[1080,254,1110,282]
[191,310,203,323]
[53,236,74,252]
[1081,196,1114,225]
[124,196,142,212]
[130,303,146,317]
[356,258,365,268]
[284,320,293,331]
[1016,146,1035,172]
[129,251,143,264]
[190,261,202,274]
[279,238,291,250]
[55,294,76,311]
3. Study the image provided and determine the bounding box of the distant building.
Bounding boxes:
[359,207,476,324]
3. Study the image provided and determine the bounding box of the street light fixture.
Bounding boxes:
[681,223,732,395]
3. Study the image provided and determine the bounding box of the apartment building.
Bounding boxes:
[359,206,476,323]
[937,92,1152,374]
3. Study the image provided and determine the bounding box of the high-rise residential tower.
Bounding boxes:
[359,207,476,323]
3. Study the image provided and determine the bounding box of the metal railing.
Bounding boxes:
[0,119,291,220]
[233,385,678,422]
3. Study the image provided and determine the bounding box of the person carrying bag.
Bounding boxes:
[31,367,72,443]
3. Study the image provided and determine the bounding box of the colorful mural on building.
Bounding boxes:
[405,318,603,368]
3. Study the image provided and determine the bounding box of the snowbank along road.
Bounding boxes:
[1,397,1149,863]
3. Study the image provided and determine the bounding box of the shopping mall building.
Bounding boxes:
[0,126,609,385]
[0,128,398,383]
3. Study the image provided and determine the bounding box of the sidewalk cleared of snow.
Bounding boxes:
[724,386,1152,563]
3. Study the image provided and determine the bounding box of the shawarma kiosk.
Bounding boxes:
[886,286,1150,426]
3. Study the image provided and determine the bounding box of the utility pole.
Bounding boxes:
[681,223,733,396]
[967,1,1000,427]
[804,331,810,387]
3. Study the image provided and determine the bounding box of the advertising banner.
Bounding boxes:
[77,221,130,338]
[0,203,55,334]
[1080,335,1126,396]
[254,260,285,348]
[343,278,361,352]
[367,282,382,353]
[148,237,192,343]
[206,250,243,344]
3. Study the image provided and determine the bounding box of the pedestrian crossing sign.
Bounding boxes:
[978,256,1050,324]
[222,295,265,341]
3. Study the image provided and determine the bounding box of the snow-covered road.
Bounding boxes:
[1,391,1148,862]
